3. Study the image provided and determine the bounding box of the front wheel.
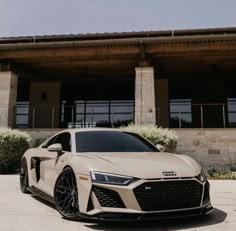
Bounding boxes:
[54,167,80,220]
[20,159,29,193]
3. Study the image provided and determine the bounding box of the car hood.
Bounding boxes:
[75,152,201,179]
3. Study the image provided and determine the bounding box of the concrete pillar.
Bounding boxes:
[0,71,18,127]
[155,79,169,127]
[29,82,60,128]
[135,67,156,125]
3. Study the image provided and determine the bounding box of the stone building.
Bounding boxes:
[0,27,236,167]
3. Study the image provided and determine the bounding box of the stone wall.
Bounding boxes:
[176,129,236,169]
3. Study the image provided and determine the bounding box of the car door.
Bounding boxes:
[29,135,56,188]
[36,132,72,197]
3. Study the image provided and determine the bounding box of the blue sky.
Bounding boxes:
[0,0,235,37]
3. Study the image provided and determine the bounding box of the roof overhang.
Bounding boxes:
[0,27,236,78]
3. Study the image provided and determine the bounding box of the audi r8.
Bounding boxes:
[20,128,213,221]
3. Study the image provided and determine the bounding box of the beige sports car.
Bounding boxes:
[20,128,213,221]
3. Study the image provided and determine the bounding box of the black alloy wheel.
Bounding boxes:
[20,159,29,193]
[54,167,80,220]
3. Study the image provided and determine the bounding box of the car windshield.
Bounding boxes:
[75,131,159,152]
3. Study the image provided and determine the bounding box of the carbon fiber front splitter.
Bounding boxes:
[80,204,214,222]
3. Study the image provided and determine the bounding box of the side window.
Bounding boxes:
[42,136,56,148]
[53,133,71,152]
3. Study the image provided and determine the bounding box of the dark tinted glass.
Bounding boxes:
[54,133,71,152]
[42,136,56,148]
[75,131,158,152]
[43,132,71,152]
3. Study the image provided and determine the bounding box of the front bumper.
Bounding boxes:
[80,204,214,221]
[77,176,213,221]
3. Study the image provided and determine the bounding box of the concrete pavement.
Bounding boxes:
[0,175,235,231]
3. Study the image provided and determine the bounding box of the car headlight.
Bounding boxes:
[90,171,137,186]
[196,168,207,182]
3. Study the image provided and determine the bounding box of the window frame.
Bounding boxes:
[42,132,72,152]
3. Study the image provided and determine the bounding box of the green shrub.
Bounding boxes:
[33,137,48,148]
[206,166,220,177]
[121,124,178,152]
[0,128,31,174]
[206,166,236,179]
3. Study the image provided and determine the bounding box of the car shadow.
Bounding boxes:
[84,208,227,231]
[29,195,227,230]
[30,194,56,210]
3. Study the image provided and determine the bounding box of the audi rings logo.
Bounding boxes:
[162,171,177,177]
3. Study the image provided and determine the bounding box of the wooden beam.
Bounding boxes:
[146,41,236,55]
[11,54,137,63]
[15,58,137,67]
[0,45,139,59]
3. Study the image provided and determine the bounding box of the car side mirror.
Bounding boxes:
[47,143,62,153]
[156,144,165,152]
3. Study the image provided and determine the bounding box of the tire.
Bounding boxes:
[20,159,29,193]
[54,167,80,220]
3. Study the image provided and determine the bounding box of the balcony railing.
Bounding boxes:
[167,102,236,128]
[14,100,135,129]
[12,101,236,129]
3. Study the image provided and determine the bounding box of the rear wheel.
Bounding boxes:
[20,159,29,193]
[54,167,80,220]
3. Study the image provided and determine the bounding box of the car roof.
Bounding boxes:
[60,127,126,134]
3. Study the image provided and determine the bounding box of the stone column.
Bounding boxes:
[155,79,169,127]
[0,71,18,127]
[29,82,61,128]
[135,67,156,125]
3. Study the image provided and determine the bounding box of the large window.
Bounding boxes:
[15,102,29,128]
[110,100,134,125]
[168,78,231,128]
[227,98,236,128]
[75,100,109,126]
[170,99,192,128]
[67,100,134,128]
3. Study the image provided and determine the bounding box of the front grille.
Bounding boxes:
[134,180,203,211]
[92,186,125,208]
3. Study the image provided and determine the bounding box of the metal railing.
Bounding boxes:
[167,102,236,128]
[12,101,236,129]
[13,100,135,129]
